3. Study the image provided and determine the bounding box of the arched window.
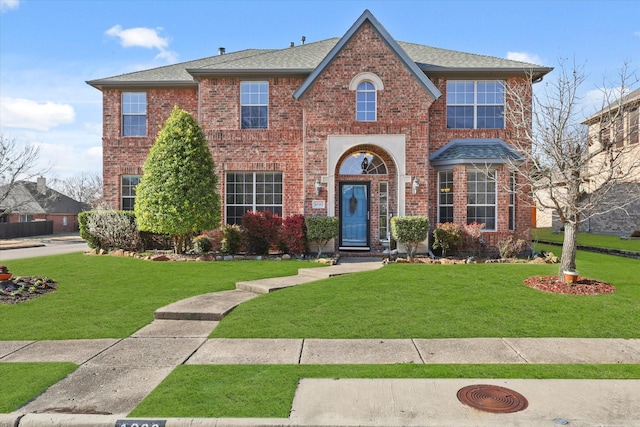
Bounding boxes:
[340,152,387,175]
[356,81,376,122]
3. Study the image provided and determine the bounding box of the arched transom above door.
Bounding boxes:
[339,151,388,175]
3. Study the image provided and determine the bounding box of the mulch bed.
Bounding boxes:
[0,277,58,305]
[523,276,616,295]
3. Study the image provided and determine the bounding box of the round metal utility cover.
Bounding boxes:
[457,384,528,413]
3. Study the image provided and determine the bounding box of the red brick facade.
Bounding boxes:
[95,13,543,254]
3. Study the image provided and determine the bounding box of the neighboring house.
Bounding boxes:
[576,87,640,235]
[87,10,552,254]
[0,177,87,234]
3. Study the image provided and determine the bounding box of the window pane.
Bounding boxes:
[447,106,474,129]
[240,82,268,129]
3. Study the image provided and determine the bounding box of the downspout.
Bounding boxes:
[302,108,307,216]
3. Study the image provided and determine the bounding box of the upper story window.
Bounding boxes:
[447,81,504,129]
[240,81,268,129]
[350,72,383,123]
[122,92,147,136]
[356,81,376,121]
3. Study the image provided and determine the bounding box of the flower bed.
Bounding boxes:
[0,277,58,305]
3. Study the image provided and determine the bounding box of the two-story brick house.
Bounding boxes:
[88,10,552,253]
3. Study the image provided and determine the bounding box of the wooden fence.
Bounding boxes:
[0,221,53,239]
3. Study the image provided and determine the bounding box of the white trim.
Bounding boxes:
[325,134,409,218]
[349,72,384,91]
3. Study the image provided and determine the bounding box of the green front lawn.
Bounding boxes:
[211,247,640,339]
[0,362,77,413]
[131,364,640,418]
[0,253,314,340]
[533,228,640,252]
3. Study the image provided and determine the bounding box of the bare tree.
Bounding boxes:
[506,60,639,280]
[56,171,103,208]
[0,133,48,216]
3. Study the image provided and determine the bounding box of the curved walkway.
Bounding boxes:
[1,258,639,426]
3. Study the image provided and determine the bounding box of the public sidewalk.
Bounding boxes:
[1,258,639,427]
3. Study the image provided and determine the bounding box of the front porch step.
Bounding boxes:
[154,289,257,321]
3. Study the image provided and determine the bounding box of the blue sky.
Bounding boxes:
[1,0,638,179]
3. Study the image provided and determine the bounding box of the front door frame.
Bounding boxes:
[339,181,371,250]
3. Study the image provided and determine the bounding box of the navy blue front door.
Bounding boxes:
[339,182,370,249]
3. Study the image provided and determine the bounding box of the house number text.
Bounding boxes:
[115,420,166,427]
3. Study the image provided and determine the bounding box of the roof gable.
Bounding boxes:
[293,9,441,101]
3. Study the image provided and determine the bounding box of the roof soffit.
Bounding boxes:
[293,9,442,101]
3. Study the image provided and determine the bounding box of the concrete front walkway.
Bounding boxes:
[1,258,639,427]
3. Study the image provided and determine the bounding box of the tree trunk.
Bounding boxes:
[559,221,578,282]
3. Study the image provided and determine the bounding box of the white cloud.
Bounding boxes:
[0,0,19,13]
[0,97,75,131]
[105,24,178,64]
[507,51,543,66]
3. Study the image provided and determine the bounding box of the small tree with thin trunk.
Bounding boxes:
[0,133,48,216]
[135,106,220,253]
[505,60,639,281]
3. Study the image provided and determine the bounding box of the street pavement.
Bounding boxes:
[0,244,638,426]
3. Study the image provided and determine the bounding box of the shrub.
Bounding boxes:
[279,214,307,256]
[241,210,282,255]
[192,235,212,254]
[461,221,485,255]
[78,211,101,249]
[497,235,528,259]
[220,225,242,255]
[432,222,463,257]
[631,230,640,238]
[305,216,339,257]
[84,209,141,252]
[390,216,430,258]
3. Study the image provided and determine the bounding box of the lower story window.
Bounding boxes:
[226,172,283,225]
[121,175,141,211]
[509,172,516,231]
[19,214,34,222]
[438,170,454,223]
[467,170,496,230]
[379,181,388,240]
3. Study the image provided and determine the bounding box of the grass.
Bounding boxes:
[131,364,640,418]
[2,246,639,418]
[0,253,316,340]
[532,227,640,252]
[211,247,640,339]
[0,362,77,413]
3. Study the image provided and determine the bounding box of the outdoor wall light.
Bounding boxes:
[315,178,322,195]
[412,176,419,194]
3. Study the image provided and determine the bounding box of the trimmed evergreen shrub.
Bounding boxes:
[390,216,429,258]
[305,216,339,257]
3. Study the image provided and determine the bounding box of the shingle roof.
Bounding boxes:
[293,10,441,100]
[87,11,551,89]
[429,139,524,166]
[583,87,640,124]
[0,181,85,214]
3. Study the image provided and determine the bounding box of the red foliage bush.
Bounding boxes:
[279,214,307,256]
[241,210,282,255]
